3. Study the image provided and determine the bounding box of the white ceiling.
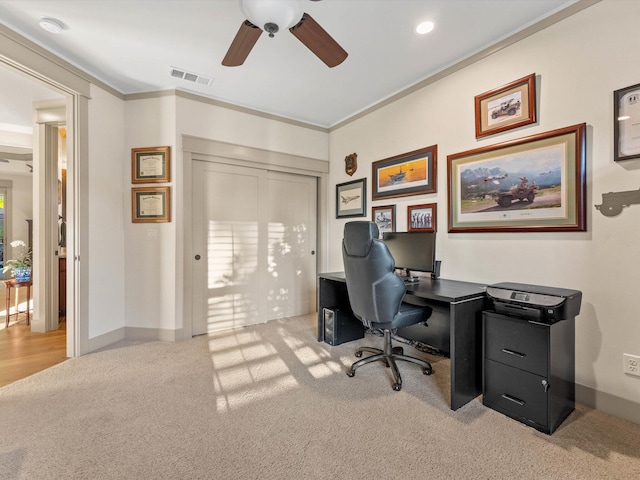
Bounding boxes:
[0,0,583,129]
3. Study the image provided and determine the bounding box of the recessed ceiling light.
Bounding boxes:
[416,21,435,35]
[38,17,64,34]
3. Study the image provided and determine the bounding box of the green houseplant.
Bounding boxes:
[3,240,32,282]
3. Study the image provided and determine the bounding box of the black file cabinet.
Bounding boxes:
[482,310,575,434]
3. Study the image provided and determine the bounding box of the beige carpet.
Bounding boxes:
[1,314,638,480]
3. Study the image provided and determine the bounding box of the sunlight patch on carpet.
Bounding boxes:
[208,329,299,412]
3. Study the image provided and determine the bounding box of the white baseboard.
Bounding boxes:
[86,326,184,353]
[576,383,640,425]
[124,326,184,342]
[86,327,125,353]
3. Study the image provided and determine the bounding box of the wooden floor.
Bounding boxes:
[0,315,67,388]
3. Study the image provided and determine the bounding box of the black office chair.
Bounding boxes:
[342,221,433,391]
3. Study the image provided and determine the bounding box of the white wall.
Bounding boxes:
[175,96,328,160]
[123,95,177,333]
[87,84,126,338]
[122,94,328,336]
[328,1,640,409]
[0,129,33,247]
[0,173,32,246]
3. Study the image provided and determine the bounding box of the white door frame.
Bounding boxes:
[1,24,91,356]
[180,135,329,340]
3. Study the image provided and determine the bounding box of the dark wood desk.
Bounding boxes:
[3,278,32,327]
[317,272,488,410]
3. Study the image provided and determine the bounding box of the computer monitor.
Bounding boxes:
[382,231,438,280]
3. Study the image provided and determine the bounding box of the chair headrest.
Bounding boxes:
[343,221,379,257]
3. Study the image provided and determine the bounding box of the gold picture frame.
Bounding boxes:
[131,146,171,183]
[132,186,171,223]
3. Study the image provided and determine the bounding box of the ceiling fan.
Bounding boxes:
[222,0,348,68]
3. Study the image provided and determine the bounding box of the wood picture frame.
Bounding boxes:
[614,82,640,162]
[336,178,367,218]
[372,205,395,237]
[475,74,536,138]
[447,123,586,233]
[372,145,437,200]
[131,146,171,183]
[132,186,171,223]
[408,203,436,232]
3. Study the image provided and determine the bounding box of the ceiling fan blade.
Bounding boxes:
[289,13,347,68]
[222,21,262,67]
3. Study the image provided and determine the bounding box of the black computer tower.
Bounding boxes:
[322,307,365,346]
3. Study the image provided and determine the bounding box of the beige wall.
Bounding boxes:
[327,0,640,412]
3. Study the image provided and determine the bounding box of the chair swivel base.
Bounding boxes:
[346,329,432,391]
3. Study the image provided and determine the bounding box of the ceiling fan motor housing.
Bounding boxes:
[240,0,304,35]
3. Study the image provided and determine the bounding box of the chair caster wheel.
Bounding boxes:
[346,369,355,377]
[392,383,402,391]
[423,366,433,375]
[355,351,363,358]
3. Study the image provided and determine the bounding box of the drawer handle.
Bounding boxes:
[501,393,525,406]
[502,348,526,358]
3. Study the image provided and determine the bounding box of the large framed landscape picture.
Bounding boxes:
[447,124,586,233]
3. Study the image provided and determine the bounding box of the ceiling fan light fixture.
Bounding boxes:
[240,0,303,36]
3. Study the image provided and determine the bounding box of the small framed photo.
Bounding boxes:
[132,186,171,223]
[474,74,536,138]
[614,82,640,162]
[372,205,395,237]
[408,203,436,232]
[336,178,367,218]
[131,146,171,183]
[372,145,437,200]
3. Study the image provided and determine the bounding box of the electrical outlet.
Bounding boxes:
[623,353,640,376]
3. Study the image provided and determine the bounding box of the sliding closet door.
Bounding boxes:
[192,161,317,335]
[266,171,317,319]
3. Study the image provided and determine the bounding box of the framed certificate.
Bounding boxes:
[132,186,171,223]
[614,83,640,162]
[132,146,171,183]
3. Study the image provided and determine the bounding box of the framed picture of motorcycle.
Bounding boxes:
[474,74,537,138]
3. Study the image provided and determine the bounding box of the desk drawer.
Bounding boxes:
[484,312,548,376]
[483,359,548,429]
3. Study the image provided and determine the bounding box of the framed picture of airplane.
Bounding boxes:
[372,205,395,237]
[336,178,367,218]
[372,145,437,200]
[447,123,586,233]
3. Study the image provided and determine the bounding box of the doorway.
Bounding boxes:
[191,160,317,335]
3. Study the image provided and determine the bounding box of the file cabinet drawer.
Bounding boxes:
[484,311,548,377]
[483,359,548,429]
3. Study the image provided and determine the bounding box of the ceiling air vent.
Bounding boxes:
[169,67,213,87]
